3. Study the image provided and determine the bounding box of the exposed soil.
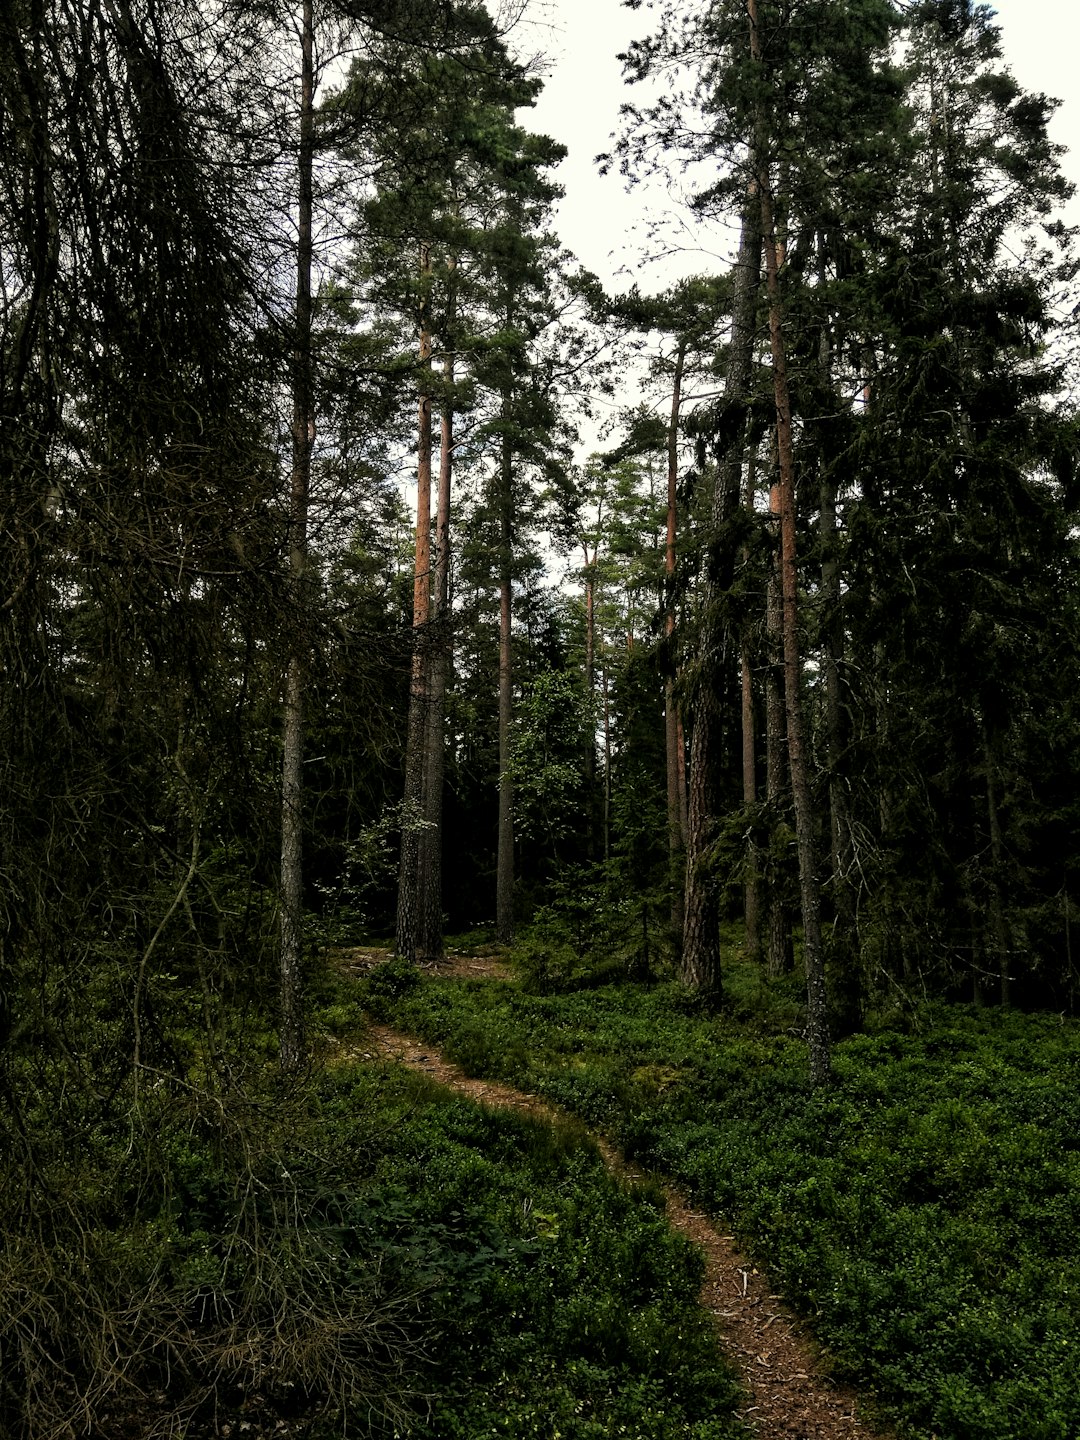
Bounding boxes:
[337,947,895,1440]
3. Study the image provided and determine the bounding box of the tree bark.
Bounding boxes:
[749,0,831,1085]
[582,539,601,860]
[982,727,1010,1006]
[821,460,857,1015]
[495,396,515,942]
[417,311,455,964]
[278,0,313,1072]
[765,478,792,979]
[666,337,688,939]
[601,652,612,864]
[396,241,434,963]
[740,447,761,963]
[815,266,857,1021]
[680,200,759,996]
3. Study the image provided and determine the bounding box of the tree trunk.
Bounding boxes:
[821,460,857,1018]
[496,425,514,944]
[417,319,455,964]
[680,200,759,996]
[583,540,598,860]
[741,447,761,963]
[750,0,831,1085]
[279,0,313,1072]
[682,707,721,993]
[396,241,434,964]
[601,654,612,864]
[983,726,1010,1006]
[764,485,792,979]
[815,263,857,1022]
[666,337,688,939]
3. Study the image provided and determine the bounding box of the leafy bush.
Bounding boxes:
[514,866,673,993]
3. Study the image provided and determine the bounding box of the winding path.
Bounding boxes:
[338,949,895,1440]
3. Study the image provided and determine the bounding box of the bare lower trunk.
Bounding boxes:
[765,514,792,979]
[278,0,313,1071]
[741,448,761,963]
[682,700,722,997]
[280,654,305,1071]
[751,0,831,1083]
[666,677,687,933]
[601,657,612,864]
[496,432,514,944]
[680,201,759,994]
[740,641,760,960]
[666,339,688,939]
[676,715,688,838]
[417,341,454,964]
[983,728,1010,1006]
[583,550,597,859]
[821,464,857,1020]
[397,242,434,964]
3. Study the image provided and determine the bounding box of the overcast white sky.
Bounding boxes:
[521,0,1080,291]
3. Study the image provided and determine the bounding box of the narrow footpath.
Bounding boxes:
[341,952,895,1440]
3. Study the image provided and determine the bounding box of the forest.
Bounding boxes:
[3,0,1080,1436]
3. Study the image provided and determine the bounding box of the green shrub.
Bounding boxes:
[367,968,1080,1440]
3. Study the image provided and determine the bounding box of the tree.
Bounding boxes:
[837,0,1080,1004]
[0,0,291,1090]
[617,0,920,1073]
[679,215,760,1001]
[279,0,315,1072]
[608,281,731,942]
[332,8,566,955]
[471,148,568,943]
[745,0,830,1081]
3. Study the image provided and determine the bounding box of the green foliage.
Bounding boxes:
[514,866,673,993]
[0,1065,419,1439]
[330,1062,745,1440]
[507,667,591,852]
[0,981,748,1440]
[372,964,1080,1440]
[362,954,423,1017]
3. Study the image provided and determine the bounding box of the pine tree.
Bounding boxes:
[279,0,315,1072]
[840,0,1080,1002]
[617,0,907,1072]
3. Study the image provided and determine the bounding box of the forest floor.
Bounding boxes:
[335,947,895,1440]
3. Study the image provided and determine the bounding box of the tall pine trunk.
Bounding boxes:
[665,338,688,940]
[680,201,759,996]
[740,448,761,963]
[601,653,612,863]
[749,0,831,1084]
[396,241,434,963]
[279,0,313,1071]
[982,726,1011,1006]
[582,539,598,860]
[816,284,857,1020]
[416,329,454,963]
[496,422,514,943]
[821,461,857,1016]
[764,476,792,978]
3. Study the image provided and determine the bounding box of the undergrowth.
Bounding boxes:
[323,1063,746,1439]
[0,1061,419,1439]
[0,979,746,1440]
[354,949,1080,1440]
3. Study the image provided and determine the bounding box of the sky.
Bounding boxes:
[519,0,1080,291]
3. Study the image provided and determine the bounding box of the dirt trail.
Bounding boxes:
[337,949,894,1440]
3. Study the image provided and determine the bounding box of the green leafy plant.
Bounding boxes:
[365,957,1080,1440]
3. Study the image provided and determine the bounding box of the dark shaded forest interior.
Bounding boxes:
[3,0,1080,1436]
